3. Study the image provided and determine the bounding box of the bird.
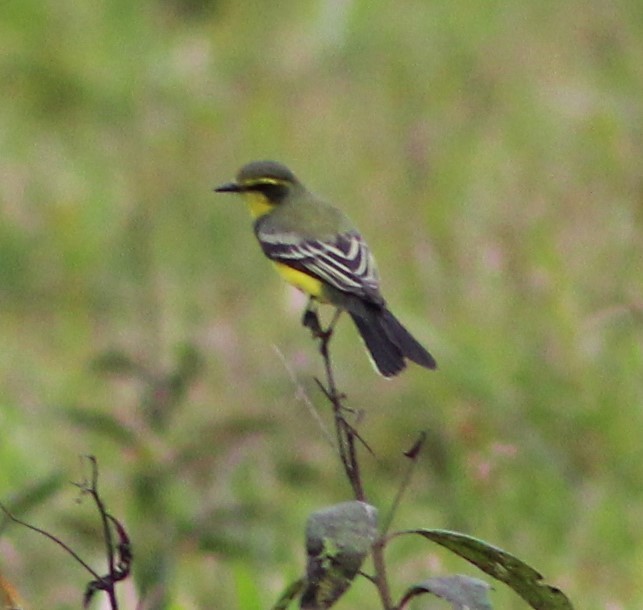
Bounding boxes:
[214,160,437,377]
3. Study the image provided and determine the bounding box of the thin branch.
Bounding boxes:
[0,503,101,580]
[318,326,365,501]
[371,536,394,610]
[380,431,426,536]
[90,457,117,582]
[74,455,134,610]
[303,305,366,501]
[73,456,118,609]
[272,345,335,447]
[1,456,131,610]
[306,306,396,608]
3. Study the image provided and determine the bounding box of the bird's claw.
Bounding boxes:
[302,309,334,349]
[302,308,323,336]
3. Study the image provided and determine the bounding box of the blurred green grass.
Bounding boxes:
[0,0,642,608]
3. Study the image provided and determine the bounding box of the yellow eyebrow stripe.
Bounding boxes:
[244,177,286,187]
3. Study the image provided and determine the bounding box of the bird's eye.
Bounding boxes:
[251,182,288,202]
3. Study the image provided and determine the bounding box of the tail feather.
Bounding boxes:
[349,306,437,377]
[350,312,406,377]
[379,309,437,370]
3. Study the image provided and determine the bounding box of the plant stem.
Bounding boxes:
[318,319,365,501]
[312,308,398,608]
[372,537,393,610]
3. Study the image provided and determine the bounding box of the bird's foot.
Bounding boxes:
[302,308,324,338]
[302,309,335,356]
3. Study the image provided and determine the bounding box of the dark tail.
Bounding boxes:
[349,307,437,377]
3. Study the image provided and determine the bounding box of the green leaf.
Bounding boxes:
[59,404,139,447]
[301,501,378,610]
[91,349,143,376]
[399,574,492,610]
[397,529,573,610]
[232,560,263,610]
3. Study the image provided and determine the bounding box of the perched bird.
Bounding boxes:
[214,160,437,377]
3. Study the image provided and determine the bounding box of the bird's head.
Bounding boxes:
[215,160,301,218]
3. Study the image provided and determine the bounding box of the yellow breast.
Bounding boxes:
[273,262,326,299]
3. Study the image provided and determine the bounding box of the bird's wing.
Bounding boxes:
[256,228,381,301]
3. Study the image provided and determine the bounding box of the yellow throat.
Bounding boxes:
[242,191,277,220]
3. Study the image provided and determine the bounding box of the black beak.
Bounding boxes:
[214,181,241,193]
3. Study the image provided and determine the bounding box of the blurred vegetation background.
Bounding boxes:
[0,0,641,608]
